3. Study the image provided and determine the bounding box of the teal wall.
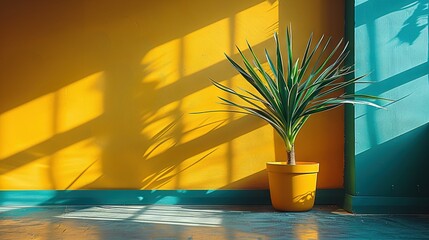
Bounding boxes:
[345,0,429,213]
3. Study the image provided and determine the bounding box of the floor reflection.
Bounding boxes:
[0,205,428,239]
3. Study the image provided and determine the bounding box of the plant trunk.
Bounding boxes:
[287,145,296,165]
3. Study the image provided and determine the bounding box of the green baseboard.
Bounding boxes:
[344,194,429,213]
[0,189,343,206]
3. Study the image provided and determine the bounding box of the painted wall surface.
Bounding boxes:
[0,0,344,190]
[277,0,345,189]
[346,0,429,209]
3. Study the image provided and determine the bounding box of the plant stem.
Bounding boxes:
[287,145,296,165]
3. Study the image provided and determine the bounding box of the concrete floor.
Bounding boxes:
[0,205,428,239]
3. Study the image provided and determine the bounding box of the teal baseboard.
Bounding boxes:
[344,194,429,213]
[0,189,343,206]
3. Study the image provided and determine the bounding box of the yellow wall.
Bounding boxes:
[0,0,344,190]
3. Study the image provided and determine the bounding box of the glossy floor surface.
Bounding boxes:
[0,205,428,239]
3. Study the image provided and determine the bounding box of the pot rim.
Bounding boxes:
[266,161,319,174]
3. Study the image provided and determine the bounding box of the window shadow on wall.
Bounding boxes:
[353,0,429,196]
[0,0,278,197]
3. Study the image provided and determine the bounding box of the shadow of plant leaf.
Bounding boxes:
[395,1,428,45]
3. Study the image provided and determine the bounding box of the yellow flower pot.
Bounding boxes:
[266,162,319,212]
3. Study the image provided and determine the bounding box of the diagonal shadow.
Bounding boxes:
[0,116,102,175]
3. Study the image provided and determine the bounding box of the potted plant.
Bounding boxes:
[199,27,387,211]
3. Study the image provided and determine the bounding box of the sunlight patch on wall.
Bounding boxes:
[355,75,429,155]
[182,18,230,77]
[172,148,220,189]
[233,1,278,46]
[183,1,278,77]
[0,71,104,189]
[0,94,54,159]
[355,3,428,93]
[0,138,102,190]
[356,0,369,6]
[0,156,53,189]
[50,138,102,190]
[354,2,429,155]
[230,125,272,177]
[372,14,427,82]
[140,39,181,89]
[0,72,104,160]
[181,143,233,189]
[56,71,104,133]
